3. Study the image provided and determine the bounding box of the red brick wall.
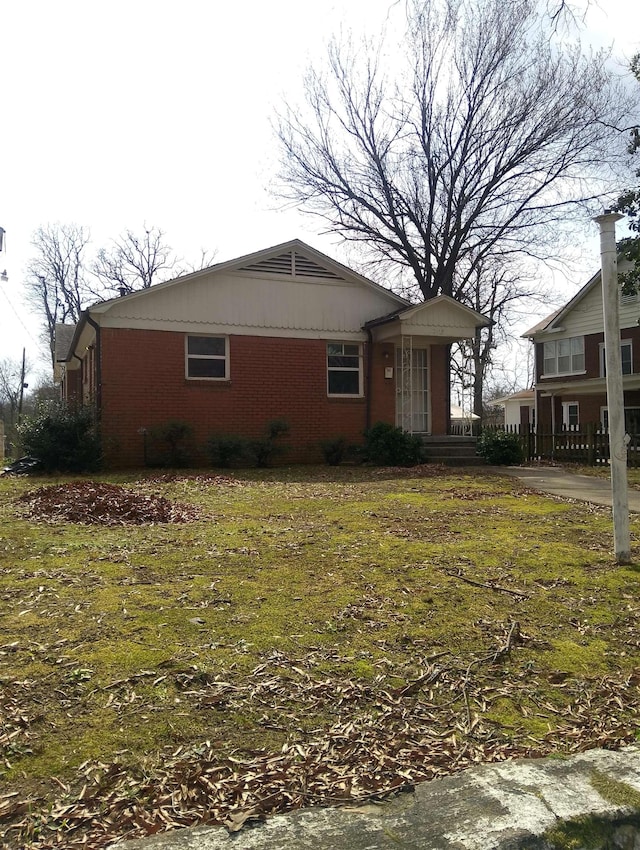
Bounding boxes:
[369,341,396,425]
[430,344,451,434]
[99,329,373,467]
[535,328,640,429]
[97,329,453,467]
[536,328,640,387]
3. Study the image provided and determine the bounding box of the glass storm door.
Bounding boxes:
[396,346,429,433]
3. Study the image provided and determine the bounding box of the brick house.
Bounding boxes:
[56,240,489,468]
[523,258,640,433]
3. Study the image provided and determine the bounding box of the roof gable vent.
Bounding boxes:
[239,250,344,281]
[293,252,343,280]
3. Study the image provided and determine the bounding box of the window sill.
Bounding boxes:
[327,395,365,402]
[540,371,587,379]
[185,379,232,387]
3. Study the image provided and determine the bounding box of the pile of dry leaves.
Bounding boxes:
[17,481,200,525]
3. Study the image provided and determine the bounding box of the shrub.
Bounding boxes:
[17,402,102,473]
[265,419,290,440]
[477,429,524,465]
[249,420,290,467]
[206,420,291,469]
[207,435,249,468]
[320,437,348,466]
[146,420,194,468]
[363,421,423,467]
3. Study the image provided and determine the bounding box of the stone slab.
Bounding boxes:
[117,746,640,849]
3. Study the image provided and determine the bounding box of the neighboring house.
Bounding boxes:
[491,390,536,429]
[55,240,489,468]
[523,259,640,433]
[450,404,480,435]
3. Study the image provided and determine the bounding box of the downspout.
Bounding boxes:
[365,327,374,431]
[71,353,83,404]
[85,313,102,421]
[446,342,452,436]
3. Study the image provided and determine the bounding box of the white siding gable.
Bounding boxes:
[559,281,603,336]
[97,265,402,340]
[402,298,484,338]
[537,259,636,340]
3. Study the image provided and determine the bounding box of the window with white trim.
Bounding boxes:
[543,336,584,376]
[562,401,579,429]
[186,335,228,379]
[327,342,363,396]
[599,340,633,376]
[601,407,640,432]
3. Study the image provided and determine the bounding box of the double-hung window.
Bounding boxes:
[562,401,579,429]
[327,342,363,396]
[542,336,584,376]
[599,340,633,376]
[186,335,228,379]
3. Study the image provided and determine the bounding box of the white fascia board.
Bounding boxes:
[97,316,368,340]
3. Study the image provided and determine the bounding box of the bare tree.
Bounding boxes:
[278,0,634,298]
[175,248,219,275]
[91,226,179,297]
[275,0,636,415]
[0,355,29,428]
[545,0,590,28]
[450,260,542,416]
[24,224,90,364]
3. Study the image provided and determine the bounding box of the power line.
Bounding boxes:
[0,283,39,348]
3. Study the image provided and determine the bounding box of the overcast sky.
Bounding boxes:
[1,0,638,382]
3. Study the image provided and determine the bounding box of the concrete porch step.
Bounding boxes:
[420,436,483,466]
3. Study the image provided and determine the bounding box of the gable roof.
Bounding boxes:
[61,240,489,361]
[62,240,410,362]
[88,239,408,315]
[54,323,77,362]
[364,294,489,329]
[522,269,602,338]
[364,294,490,343]
[491,389,535,405]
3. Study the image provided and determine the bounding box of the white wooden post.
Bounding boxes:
[593,212,631,564]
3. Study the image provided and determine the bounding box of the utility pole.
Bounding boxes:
[593,212,630,564]
[18,348,26,424]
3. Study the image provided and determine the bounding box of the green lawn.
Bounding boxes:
[1,465,639,848]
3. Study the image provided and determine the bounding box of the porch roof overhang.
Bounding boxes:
[538,374,640,397]
[363,295,490,344]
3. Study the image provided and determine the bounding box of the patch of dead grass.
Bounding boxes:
[0,465,639,848]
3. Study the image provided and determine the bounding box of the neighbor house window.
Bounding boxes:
[562,401,579,429]
[543,336,584,376]
[599,340,632,376]
[327,342,363,396]
[186,335,228,379]
[601,407,640,432]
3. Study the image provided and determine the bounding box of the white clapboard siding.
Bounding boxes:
[98,268,402,339]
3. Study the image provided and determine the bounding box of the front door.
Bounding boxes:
[396,347,429,433]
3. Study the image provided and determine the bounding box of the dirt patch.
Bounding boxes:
[17,481,200,525]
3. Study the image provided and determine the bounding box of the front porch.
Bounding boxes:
[365,295,490,439]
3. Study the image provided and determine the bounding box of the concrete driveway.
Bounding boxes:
[493,465,640,512]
